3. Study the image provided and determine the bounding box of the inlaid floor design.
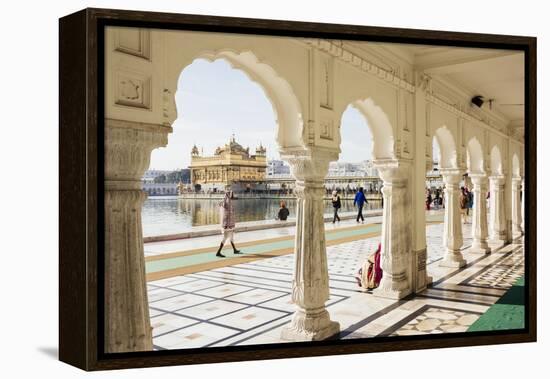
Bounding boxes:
[147,224,523,350]
[383,306,482,336]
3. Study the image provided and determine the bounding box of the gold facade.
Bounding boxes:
[189,136,267,191]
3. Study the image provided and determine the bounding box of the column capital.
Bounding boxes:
[489,175,507,186]
[373,158,411,184]
[469,173,489,186]
[105,118,172,190]
[512,176,524,185]
[280,147,338,182]
[440,168,464,185]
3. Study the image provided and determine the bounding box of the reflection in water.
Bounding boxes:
[142,197,381,237]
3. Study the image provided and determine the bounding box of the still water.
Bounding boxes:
[142,197,381,237]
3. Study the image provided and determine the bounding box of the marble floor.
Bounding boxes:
[146,220,522,350]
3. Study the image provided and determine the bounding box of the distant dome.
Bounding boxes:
[215,135,249,156]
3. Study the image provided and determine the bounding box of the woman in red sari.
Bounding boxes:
[355,243,383,290]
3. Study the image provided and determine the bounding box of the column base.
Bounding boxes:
[440,250,467,268]
[488,238,507,250]
[467,242,491,254]
[373,278,412,300]
[281,308,340,342]
[512,228,524,239]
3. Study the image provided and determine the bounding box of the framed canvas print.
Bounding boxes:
[59,8,536,371]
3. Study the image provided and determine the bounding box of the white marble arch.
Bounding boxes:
[335,98,395,160]
[512,153,521,177]
[170,50,305,151]
[336,98,419,300]
[490,145,504,175]
[466,137,485,175]
[433,125,458,170]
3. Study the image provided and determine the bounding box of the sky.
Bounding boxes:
[149,59,375,170]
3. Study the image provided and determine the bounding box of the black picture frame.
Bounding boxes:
[59,8,536,371]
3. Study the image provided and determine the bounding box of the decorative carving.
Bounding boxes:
[488,175,507,247]
[439,170,467,268]
[104,118,172,353]
[468,174,491,254]
[320,55,333,109]
[104,119,172,188]
[279,148,340,341]
[304,39,416,93]
[319,119,334,141]
[114,28,151,60]
[115,71,151,110]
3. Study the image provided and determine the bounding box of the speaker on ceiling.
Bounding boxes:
[471,95,484,108]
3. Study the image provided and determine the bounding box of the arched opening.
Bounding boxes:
[329,104,382,222]
[490,145,503,175]
[169,50,305,150]
[467,138,484,175]
[512,154,521,177]
[346,98,395,160]
[433,126,458,169]
[144,57,300,238]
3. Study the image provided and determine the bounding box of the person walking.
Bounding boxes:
[215,190,242,258]
[277,200,290,221]
[331,190,341,223]
[434,188,441,210]
[354,187,368,223]
[459,186,468,224]
[426,188,432,211]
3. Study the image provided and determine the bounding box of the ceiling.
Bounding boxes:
[397,44,525,125]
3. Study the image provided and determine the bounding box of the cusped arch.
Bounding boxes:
[512,154,521,177]
[174,49,304,150]
[490,145,503,175]
[338,98,395,160]
[467,137,484,174]
[433,126,458,169]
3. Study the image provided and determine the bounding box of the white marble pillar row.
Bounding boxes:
[512,177,524,237]
[104,119,171,353]
[468,174,491,254]
[372,160,412,300]
[488,175,507,248]
[280,148,340,342]
[440,170,467,268]
[521,178,525,231]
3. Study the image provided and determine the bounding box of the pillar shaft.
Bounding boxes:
[512,177,524,237]
[440,170,466,268]
[521,179,525,231]
[104,119,171,352]
[489,175,507,247]
[469,175,491,254]
[373,159,412,300]
[280,149,339,341]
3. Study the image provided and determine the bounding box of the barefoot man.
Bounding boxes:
[215,189,242,258]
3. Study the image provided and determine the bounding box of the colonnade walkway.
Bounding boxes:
[144,214,524,350]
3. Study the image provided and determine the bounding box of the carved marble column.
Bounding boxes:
[440,170,466,268]
[280,148,340,341]
[104,119,172,352]
[372,159,412,300]
[512,177,524,237]
[468,174,491,254]
[488,175,507,248]
[521,178,525,231]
